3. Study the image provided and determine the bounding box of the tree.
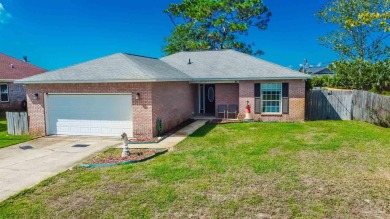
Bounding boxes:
[163,0,271,55]
[317,0,390,61]
[308,60,390,93]
[345,11,390,32]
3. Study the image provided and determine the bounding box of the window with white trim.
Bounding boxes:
[0,84,9,102]
[261,83,282,113]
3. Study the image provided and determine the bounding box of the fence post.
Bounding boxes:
[351,90,354,120]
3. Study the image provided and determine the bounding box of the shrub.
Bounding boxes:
[308,59,390,93]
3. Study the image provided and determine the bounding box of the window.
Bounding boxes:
[261,83,282,113]
[207,87,215,102]
[0,84,8,102]
[199,84,204,113]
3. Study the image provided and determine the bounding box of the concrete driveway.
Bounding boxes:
[0,135,120,202]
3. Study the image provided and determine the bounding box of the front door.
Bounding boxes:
[205,84,215,114]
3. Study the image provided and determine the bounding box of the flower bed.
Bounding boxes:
[81,148,168,168]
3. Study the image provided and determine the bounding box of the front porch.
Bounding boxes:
[193,82,240,119]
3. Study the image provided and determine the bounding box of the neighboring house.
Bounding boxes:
[299,67,334,76]
[17,49,310,139]
[0,53,47,111]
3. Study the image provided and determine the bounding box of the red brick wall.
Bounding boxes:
[25,83,154,139]
[25,80,305,138]
[215,83,239,118]
[0,83,26,111]
[152,82,195,136]
[238,80,306,122]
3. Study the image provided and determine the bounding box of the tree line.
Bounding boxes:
[311,0,390,94]
[161,0,389,94]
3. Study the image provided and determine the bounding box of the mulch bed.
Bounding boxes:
[209,119,243,124]
[83,148,164,165]
[129,138,154,143]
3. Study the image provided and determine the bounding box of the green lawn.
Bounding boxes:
[0,121,389,218]
[0,116,33,149]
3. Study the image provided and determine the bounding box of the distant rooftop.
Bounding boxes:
[0,53,47,81]
[299,67,334,75]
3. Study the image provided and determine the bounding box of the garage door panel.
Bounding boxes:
[80,127,90,133]
[90,128,100,134]
[47,94,133,137]
[111,128,122,134]
[58,127,70,133]
[122,128,132,133]
[101,128,111,134]
[70,127,80,134]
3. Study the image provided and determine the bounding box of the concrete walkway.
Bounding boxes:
[0,119,207,202]
[0,136,120,202]
[117,120,208,149]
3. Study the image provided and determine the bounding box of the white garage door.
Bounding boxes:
[46,94,133,137]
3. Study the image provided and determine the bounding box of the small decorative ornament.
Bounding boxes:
[244,100,254,122]
[121,132,130,157]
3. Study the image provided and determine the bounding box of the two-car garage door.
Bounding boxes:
[46,94,133,137]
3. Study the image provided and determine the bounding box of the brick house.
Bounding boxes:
[0,53,47,111]
[17,50,310,139]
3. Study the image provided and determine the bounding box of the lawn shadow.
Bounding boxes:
[189,123,217,137]
[0,123,7,132]
[306,90,352,121]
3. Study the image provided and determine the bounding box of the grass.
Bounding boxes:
[0,116,33,149]
[0,121,389,218]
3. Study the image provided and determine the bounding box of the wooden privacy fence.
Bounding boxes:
[6,112,28,135]
[306,90,390,125]
[352,90,390,124]
[306,90,353,120]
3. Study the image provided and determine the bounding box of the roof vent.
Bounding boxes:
[23,56,28,62]
[10,64,14,68]
[188,58,192,65]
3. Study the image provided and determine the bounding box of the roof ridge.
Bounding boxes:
[159,59,194,79]
[120,53,191,80]
[178,49,231,53]
[122,53,158,60]
[160,49,232,59]
[117,53,155,79]
[307,67,327,69]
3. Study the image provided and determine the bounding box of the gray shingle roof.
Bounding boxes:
[17,53,191,84]
[17,50,309,84]
[161,50,310,80]
[305,67,334,75]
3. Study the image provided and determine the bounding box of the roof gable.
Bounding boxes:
[0,53,47,80]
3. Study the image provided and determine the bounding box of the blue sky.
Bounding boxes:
[0,0,338,70]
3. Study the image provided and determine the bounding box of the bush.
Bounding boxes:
[308,59,390,93]
[310,75,333,88]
